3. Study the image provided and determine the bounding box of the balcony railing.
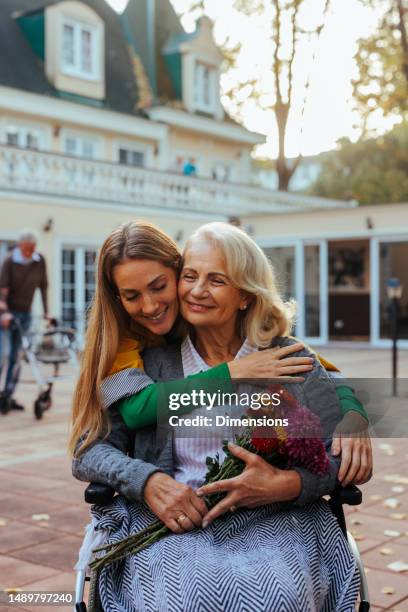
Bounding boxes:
[0,145,350,215]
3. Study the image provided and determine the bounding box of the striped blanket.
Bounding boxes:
[90,495,359,612]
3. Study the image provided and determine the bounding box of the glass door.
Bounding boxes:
[302,241,327,344]
[379,240,408,341]
[264,246,296,302]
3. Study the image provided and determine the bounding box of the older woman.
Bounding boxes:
[75,222,360,611]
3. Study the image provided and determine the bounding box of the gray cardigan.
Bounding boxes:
[72,338,342,507]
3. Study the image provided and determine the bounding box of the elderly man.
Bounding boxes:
[0,231,48,413]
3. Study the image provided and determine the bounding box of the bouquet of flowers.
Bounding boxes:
[89,384,329,572]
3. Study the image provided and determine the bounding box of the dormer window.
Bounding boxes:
[194,62,217,113]
[61,18,99,80]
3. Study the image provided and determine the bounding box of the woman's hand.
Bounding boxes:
[228,342,314,381]
[196,443,301,528]
[143,472,208,533]
[331,412,372,486]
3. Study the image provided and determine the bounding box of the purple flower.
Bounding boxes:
[284,436,330,475]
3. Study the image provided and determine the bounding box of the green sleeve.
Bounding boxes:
[118,362,232,429]
[335,385,369,422]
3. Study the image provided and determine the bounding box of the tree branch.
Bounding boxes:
[396,0,408,84]
[297,0,331,148]
[287,0,301,107]
[273,0,283,106]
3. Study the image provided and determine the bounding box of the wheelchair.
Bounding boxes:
[74,483,370,612]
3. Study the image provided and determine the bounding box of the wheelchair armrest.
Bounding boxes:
[330,484,362,506]
[84,482,115,505]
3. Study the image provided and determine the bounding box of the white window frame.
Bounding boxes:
[194,61,218,114]
[58,243,98,346]
[260,238,328,346]
[115,140,154,168]
[211,160,236,183]
[1,119,48,150]
[61,129,103,159]
[60,16,101,81]
[371,235,408,348]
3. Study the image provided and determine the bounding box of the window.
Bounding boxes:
[379,241,408,339]
[0,241,14,265]
[61,247,97,338]
[5,125,44,150]
[119,147,145,168]
[61,249,76,327]
[64,135,97,159]
[194,62,217,113]
[61,18,99,80]
[212,163,232,182]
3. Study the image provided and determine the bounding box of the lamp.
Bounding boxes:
[386,277,403,397]
[386,277,403,300]
[43,218,54,232]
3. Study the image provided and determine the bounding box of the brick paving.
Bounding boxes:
[0,348,407,611]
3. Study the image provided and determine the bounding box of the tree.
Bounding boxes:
[309,122,408,204]
[175,0,331,191]
[353,0,408,131]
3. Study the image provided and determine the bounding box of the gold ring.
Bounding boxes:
[176,513,187,524]
[230,505,238,513]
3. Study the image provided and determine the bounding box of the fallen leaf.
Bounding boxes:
[354,534,365,541]
[387,561,408,573]
[4,588,22,593]
[369,495,383,502]
[351,518,362,525]
[390,513,407,520]
[391,486,405,493]
[379,443,393,451]
[381,586,395,595]
[32,514,50,521]
[350,529,361,537]
[384,475,408,485]
[38,522,49,528]
[380,548,394,555]
[0,517,8,526]
[384,530,401,537]
[384,498,400,509]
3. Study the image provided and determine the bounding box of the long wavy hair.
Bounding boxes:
[183,222,295,347]
[69,221,181,457]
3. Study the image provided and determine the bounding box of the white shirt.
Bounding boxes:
[12,247,41,265]
[173,335,256,489]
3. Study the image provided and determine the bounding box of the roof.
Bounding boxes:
[0,0,142,115]
[162,30,197,55]
[0,0,252,131]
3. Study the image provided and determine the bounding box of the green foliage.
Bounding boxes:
[353,0,408,129]
[310,122,408,204]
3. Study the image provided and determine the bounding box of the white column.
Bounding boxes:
[75,247,85,345]
[370,238,379,346]
[320,240,328,344]
[295,241,305,339]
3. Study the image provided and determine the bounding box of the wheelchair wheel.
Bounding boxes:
[34,390,52,420]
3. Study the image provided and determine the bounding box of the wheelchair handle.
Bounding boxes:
[330,484,362,506]
[84,482,115,505]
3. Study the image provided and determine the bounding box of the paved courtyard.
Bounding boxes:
[0,346,407,611]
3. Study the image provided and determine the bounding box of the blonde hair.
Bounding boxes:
[69,221,181,457]
[184,222,295,347]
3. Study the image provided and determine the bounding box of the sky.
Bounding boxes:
[106,0,392,159]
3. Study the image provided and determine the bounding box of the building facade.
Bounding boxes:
[245,203,408,348]
[1,0,406,347]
